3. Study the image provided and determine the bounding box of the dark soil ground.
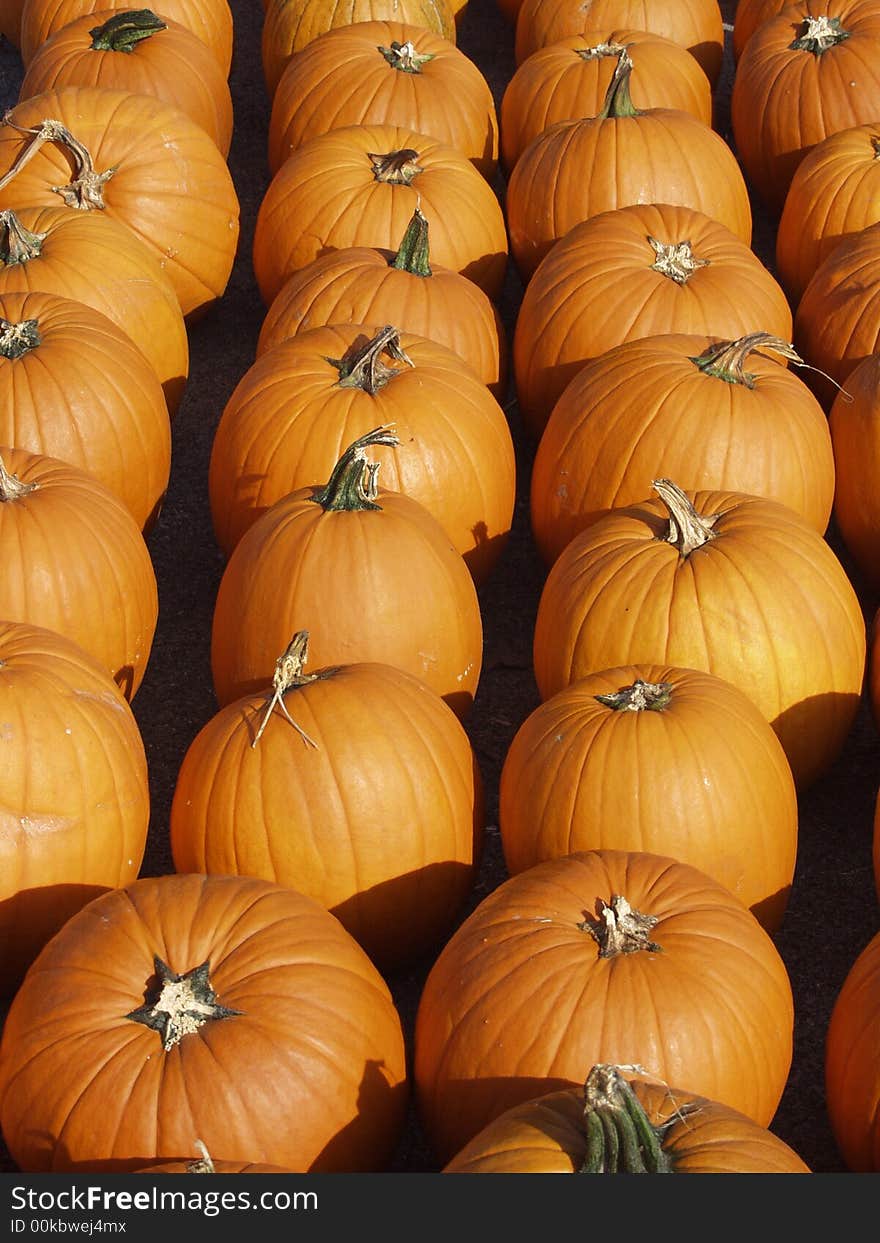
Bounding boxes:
[1,0,879,1177]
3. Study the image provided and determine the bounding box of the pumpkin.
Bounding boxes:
[0,86,240,321]
[256,206,509,400]
[268,21,498,179]
[505,49,751,283]
[733,0,790,60]
[0,206,188,417]
[869,605,880,732]
[529,332,835,565]
[19,0,233,73]
[499,29,714,175]
[825,926,880,1170]
[444,1064,811,1173]
[0,619,149,997]
[731,0,880,216]
[252,122,509,307]
[0,872,409,1172]
[0,288,172,532]
[532,479,866,790]
[261,0,457,99]
[498,664,799,933]
[171,631,485,973]
[208,323,515,584]
[414,848,795,1163]
[210,426,483,720]
[18,8,234,157]
[512,201,793,439]
[828,352,880,592]
[0,445,158,700]
[513,0,725,83]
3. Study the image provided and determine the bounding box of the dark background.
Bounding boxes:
[1,0,879,1175]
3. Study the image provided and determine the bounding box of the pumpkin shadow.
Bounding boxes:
[771,688,864,792]
[0,880,114,998]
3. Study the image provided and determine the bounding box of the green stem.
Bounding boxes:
[579,1066,677,1174]
[390,207,432,276]
[790,14,850,52]
[0,316,41,358]
[309,424,400,512]
[89,8,166,51]
[0,209,46,265]
[689,333,804,389]
[598,47,639,119]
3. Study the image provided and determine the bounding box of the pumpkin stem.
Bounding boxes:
[647,236,710,285]
[653,477,719,557]
[577,39,627,62]
[390,205,432,276]
[378,39,435,72]
[595,678,672,712]
[689,332,805,389]
[327,325,414,394]
[309,424,399,512]
[0,209,46,264]
[0,317,41,358]
[789,14,850,53]
[0,114,117,210]
[251,631,321,750]
[579,894,663,957]
[598,47,639,119]
[368,147,423,184]
[0,454,38,501]
[125,956,243,1051]
[580,1065,677,1173]
[89,8,167,51]
[186,1141,216,1174]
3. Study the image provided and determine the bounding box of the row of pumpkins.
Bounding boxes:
[0,0,878,1178]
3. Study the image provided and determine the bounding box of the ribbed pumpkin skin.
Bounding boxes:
[268,21,498,178]
[0,446,158,701]
[252,123,509,307]
[257,245,508,399]
[829,352,880,591]
[0,289,172,532]
[208,325,516,582]
[499,664,798,933]
[514,0,724,81]
[731,0,880,216]
[262,0,457,98]
[733,0,789,60]
[825,927,880,1170]
[499,30,714,174]
[0,87,240,320]
[512,202,793,439]
[0,873,409,1173]
[170,660,484,972]
[0,205,188,417]
[532,488,866,791]
[18,11,234,157]
[444,1078,811,1172]
[506,108,752,283]
[211,485,483,720]
[529,332,835,564]
[0,620,149,998]
[794,220,880,409]
[413,849,795,1164]
[776,124,880,307]
[19,0,233,73]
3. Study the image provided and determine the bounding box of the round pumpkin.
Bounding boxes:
[512,201,793,439]
[532,480,866,790]
[498,664,799,933]
[0,445,158,701]
[825,926,880,1170]
[529,331,835,564]
[171,632,485,972]
[505,49,752,282]
[0,85,240,321]
[210,426,483,720]
[268,21,498,179]
[733,0,790,60]
[0,619,149,997]
[0,872,409,1172]
[444,1064,811,1173]
[413,848,795,1164]
[256,207,509,400]
[0,288,172,532]
[252,122,509,307]
[18,8,234,157]
[0,205,188,417]
[828,351,880,592]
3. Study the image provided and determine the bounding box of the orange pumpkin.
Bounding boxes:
[211,426,483,720]
[733,0,790,60]
[499,664,799,933]
[0,619,149,997]
[532,480,866,790]
[414,848,795,1164]
[825,926,880,1170]
[268,21,498,179]
[828,351,880,592]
